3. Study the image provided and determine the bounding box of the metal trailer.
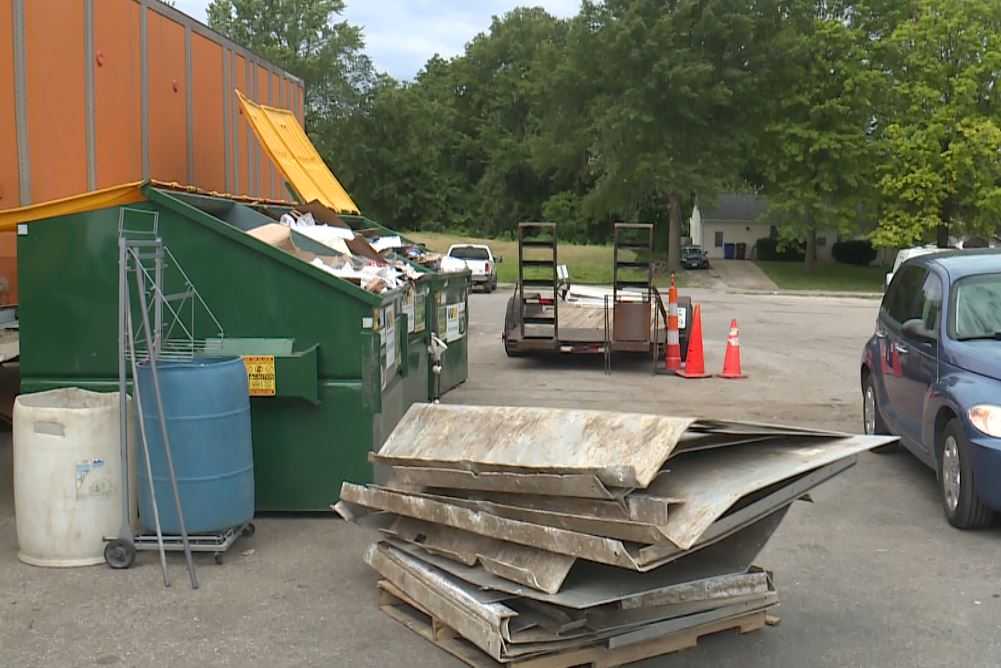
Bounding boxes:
[502,223,691,369]
[15,183,470,511]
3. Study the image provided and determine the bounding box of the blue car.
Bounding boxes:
[862,249,1001,529]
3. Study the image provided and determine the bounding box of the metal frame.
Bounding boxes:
[113,208,226,588]
[504,223,668,361]
[516,222,559,342]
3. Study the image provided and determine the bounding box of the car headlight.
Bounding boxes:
[968,405,1001,438]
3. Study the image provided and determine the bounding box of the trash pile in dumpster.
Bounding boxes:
[250,204,463,294]
[335,403,896,665]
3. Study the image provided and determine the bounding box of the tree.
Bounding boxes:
[206,0,376,128]
[753,3,880,270]
[874,0,1001,248]
[542,0,787,271]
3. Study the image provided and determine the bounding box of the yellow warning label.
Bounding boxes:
[243,355,276,397]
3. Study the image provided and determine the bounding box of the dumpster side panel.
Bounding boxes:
[94,0,142,190]
[433,276,470,395]
[251,382,374,511]
[17,208,128,380]
[25,0,87,203]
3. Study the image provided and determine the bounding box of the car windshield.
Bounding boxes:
[449,247,489,261]
[953,273,1001,340]
[682,247,702,256]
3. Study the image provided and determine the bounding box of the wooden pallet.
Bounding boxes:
[377,580,778,668]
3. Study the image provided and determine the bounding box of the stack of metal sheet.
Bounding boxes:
[336,404,896,665]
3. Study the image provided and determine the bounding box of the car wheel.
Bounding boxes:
[939,419,994,529]
[862,372,897,453]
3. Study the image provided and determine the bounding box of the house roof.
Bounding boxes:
[701,193,768,223]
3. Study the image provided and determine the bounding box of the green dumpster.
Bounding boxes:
[339,214,470,397]
[16,184,445,511]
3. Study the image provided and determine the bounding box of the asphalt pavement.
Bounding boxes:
[2,287,1000,667]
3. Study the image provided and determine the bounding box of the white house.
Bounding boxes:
[689,193,836,261]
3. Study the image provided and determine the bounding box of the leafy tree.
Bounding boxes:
[206,0,376,127]
[874,0,1001,248]
[542,0,787,271]
[753,3,880,270]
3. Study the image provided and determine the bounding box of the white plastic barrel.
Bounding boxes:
[13,388,136,567]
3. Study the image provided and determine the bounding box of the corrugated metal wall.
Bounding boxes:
[0,0,305,208]
[0,0,305,304]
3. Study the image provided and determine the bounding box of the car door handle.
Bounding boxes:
[893,343,909,354]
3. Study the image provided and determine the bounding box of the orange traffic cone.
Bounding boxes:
[676,304,711,378]
[718,319,747,379]
[664,274,682,371]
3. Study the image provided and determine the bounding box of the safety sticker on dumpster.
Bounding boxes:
[445,302,466,342]
[414,289,427,333]
[243,355,277,397]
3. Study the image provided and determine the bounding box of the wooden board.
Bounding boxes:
[377,580,773,668]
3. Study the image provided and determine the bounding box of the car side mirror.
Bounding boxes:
[902,318,936,343]
[496,256,503,263]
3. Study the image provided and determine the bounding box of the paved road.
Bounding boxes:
[2,288,1000,667]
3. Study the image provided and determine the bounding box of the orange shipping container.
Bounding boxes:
[0,0,305,304]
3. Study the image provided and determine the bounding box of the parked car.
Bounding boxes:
[861,249,1001,528]
[681,246,710,270]
[447,244,501,292]
[884,246,948,288]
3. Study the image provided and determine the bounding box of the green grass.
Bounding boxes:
[754,260,888,292]
[408,231,617,284]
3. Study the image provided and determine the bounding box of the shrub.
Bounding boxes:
[832,239,877,266]
[755,237,805,262]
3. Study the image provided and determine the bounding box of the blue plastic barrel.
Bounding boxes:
[136,357,254,534]
[724,243,736,259]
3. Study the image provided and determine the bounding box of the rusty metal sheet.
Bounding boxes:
[689,418,846,437]
[372,404,696,489]
[388,487,677,545]
[418,489,683,527]
[380,517,576,594]
[607,598,778,649]
[634,459,854,569]
[371,541,778,658]
[638,435,895,549]
[586,590,778,634]
[617,569,771,610]
[369,543,609,660]
[387,465,631,500]
[365,542,512,660]
[379,437,890,552]
[341,482,642,570]
[383,507,787,609]
[341,460,828,572]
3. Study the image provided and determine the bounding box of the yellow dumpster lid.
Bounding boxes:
[0,181,145,230]
[236,90,361,215]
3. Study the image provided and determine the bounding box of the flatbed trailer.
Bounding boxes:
[503,223,691,369]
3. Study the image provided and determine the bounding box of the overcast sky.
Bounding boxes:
[172,0,580,80]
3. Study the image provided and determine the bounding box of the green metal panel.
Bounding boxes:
[249,381,373,511]
[429,273,470,396]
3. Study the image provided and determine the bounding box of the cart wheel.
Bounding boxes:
[104,539,136,570]
[241,523,256,538]
[213,552,224,565]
